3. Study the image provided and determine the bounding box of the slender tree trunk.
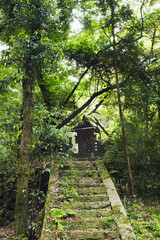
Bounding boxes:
[15,65,34,237]
[150,28,156,54]
[110,2,135,196]
[157,89,160,120]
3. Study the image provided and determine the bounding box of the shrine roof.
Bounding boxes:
[71,116,100,132]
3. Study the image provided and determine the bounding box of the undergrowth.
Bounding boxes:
[123,198,160,240]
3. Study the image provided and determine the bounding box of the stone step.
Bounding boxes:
[59,169,99,177]
[60,229,120,240]
[58,184,106,196]
[61,217,117,230]
[58,201,110,210]
[40,158,136,240]
[71,163,95,170]
[65,209,112,219]
[61,176,102,183]
[58,181,104,188]
[76,187,106,195]
[61,160,95,169]
[55,194,109,203]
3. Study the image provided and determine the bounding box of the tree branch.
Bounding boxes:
[57,85,114,129]
[64,66,91,105]
[92,117,110,137]
[64,42,115,106]
[89,99,104,115]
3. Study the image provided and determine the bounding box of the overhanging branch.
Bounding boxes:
[89,99,104,115]
[64,66,91,105]
[57,85,114,129]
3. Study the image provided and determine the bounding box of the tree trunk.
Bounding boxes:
[15,69,34,237]
[110,2,135,197]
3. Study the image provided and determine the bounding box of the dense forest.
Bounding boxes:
[0,0,160,239]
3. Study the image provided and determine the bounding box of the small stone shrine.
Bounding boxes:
[72,116,100,158]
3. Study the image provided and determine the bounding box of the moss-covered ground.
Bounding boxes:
[123,198,160,240]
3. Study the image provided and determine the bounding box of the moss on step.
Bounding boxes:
[61,176,102,184]
[77,187,106,195]
[95,160,110,179]
[61,217,116,230]
[61,230,120,240]
[72,209,112,219]
[56,194,109,203]
[41,158,133,240]
[68,182,103,188]
[59,169,98,177]
[60,200,110,210]
[60,161,94,170]
[58,185,106,196]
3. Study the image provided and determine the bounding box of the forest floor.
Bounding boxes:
[0,199,159,239]
[0,223,14,240]
[123,198,160,240]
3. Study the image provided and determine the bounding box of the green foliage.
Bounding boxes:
[50,208,68,219]
[124,199,160,239]
[0,0,160,237]
[59,184,78,196]
[32,103,72,157]
[13,235,28,240]
[104,122,160,197]
[0,65,22,155]
[0,65,22,226]
[102,219,114,228]
[27,165,49,239]
[50,208,76,230]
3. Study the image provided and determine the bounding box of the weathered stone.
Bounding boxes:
[61,230,120,240]
[71,209,112,219]
[77,187,106,195]
[61,217,116,230]
[40,158,135,240]
[56,194,109,203]
[95,160,136,240]
[59,169,98,177]
[40,161,58,240]
[61,176,102,183]
[68,182,103,188]
[78,177,101,183]
[58,186,106,196]
[61,200,110,210]
[61,160,94,169]
[58,181,103,190]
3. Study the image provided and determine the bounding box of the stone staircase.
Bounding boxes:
[40,158,136,240]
